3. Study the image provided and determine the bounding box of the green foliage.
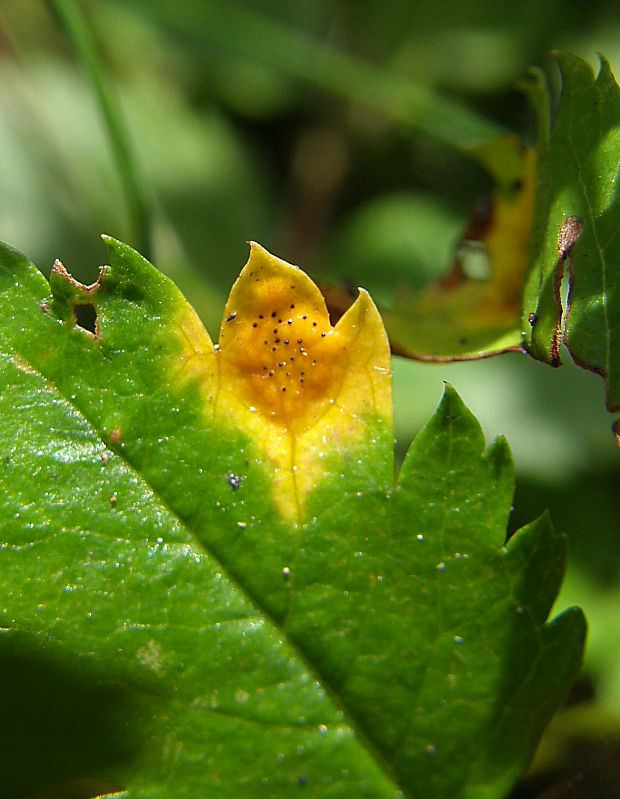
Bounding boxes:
[0,239,585,798]
[1,2,620,795]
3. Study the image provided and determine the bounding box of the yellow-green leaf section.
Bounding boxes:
[174,242,391,520]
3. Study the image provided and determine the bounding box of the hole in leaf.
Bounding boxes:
[0,631,155,799]
[73,303,98,335]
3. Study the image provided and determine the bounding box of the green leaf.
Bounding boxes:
[522,53,620,435]
[0,238,585,798]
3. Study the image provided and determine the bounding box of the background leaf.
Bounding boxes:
[381,137,535,360]
[0,239,585,797]
[522,53,620,434]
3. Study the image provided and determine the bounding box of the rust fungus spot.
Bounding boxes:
[214,239,392,517]
[217,255,356,433]
[108,428,122,444]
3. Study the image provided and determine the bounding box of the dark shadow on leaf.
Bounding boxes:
[0,630,158,799]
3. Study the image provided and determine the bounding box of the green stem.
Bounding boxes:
[48,0,152,259]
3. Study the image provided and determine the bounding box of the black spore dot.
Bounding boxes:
[252,323,258,328]
[302,315,308,320]
[297,338,303,344]
[287,319,293,325]
[284,339,289,345]
[312,321,317,327]
[275,338,281,343]
[225,312,236,322]
[290,356,295,361]
[281,387,286,392]
[321,332,326,337]
[272,347,277,352]
[290,304,295,309]
[259,314,264,319]
[271,311,277,317]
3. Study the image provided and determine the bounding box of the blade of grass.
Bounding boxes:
[47,0,153,260]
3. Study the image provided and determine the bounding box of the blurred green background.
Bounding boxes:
[1,1,619,797]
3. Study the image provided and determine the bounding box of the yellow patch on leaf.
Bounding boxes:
[213,243,392,520]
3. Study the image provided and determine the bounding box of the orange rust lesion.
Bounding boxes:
[211,243,392,520]
[217,256,354,436]
[167,242,391,520]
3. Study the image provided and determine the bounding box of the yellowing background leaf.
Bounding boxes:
[383,137,536,360]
